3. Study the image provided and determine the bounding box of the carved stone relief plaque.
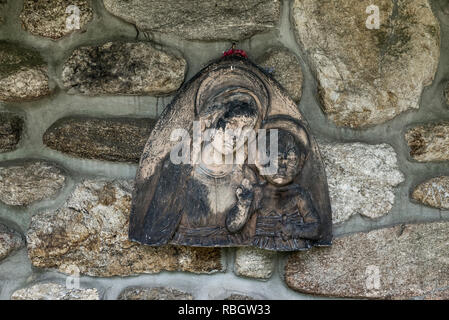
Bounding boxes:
[129,55,332,251]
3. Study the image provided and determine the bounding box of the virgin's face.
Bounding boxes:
[209,101,258,155]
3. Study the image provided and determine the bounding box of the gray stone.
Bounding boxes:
[43,117,156,163]
[62,42,186,96]
[0,113,23,153]
[20,0,93,39]
[0,161,66,206]
[285,222,449,299]
[405,123,449,162]
[0,41,50,102]
[27,179,224,277]
[256,47,303,102]
[102,0,280,41]
[11,283,99,300]
[0,224,23,262]
[319,142,404,224]
[234,247,276,280]
[412,176,449,210]
[292,0,439,128]
[118,287,193,300]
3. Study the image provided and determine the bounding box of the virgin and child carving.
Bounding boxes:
[129,54,332,251]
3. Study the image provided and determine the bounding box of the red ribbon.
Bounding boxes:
[222,47,248,59]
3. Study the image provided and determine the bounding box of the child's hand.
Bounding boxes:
[235,179,254,206]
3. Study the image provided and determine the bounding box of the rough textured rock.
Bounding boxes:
[0,41,50,102]
[27,179,223,277]
[11,283,99,300]
[0,113,23,153]
[62,42,186,96]
[319,142,404,224]
[43,117,156,163]
[405,123,449,162]
[285,222,449,299]
[20,0,93,39]
[292,0,439,128]
[412,176,449,210]
[225,294,255,300]
[0,161,66,206]
[0,224,23,262]
[118,287,193,300]
[234,247,276,280]
[256,47,303,102]
[103,0,280,41]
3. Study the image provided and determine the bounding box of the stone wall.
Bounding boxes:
[0,0,448,300]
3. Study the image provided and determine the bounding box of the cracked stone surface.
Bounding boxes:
[405,123,449,162]
[292,0,439,128]
[319,142,404,224]
[27,179,224,277]
[118,287,193,300]
[20,0,93,39]
[285,221,449,299]
[0,112,23,153]
[62,42,186,96]
[0,224,23,262]
[43,117,156,163]
[0,41,50,102]
[102,0,280,41]
[412,176,449,210]
[0,161,66,206]
[256,47,303,102]
[11,283,99,300]
[234,247,276,280]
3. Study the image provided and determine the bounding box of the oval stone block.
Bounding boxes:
[285,222,449,299]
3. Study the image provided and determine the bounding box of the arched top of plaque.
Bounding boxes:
[130,55,332,251]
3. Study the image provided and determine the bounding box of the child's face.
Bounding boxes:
[257,130,303,186]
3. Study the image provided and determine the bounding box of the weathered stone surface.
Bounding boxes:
[285,222,449,299]
[412,176,449,210]
[43,117,156,163]
[119,287,193,300]
[62,42,186,96]
[27,180,223,277]
[405,123,449,162]
[0,113,23,153]
[422,288,449,300]
[225,294,255,300]
[20,0,93,39]
[292,0,439,128]
[11,283,99,300]
[103,0,280,41]
[256,47,303,102]
[0,161,66,206]
[0,41,50,102]
[319,142,404,224]
[234,247,276,280]
[0,224,23,262]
